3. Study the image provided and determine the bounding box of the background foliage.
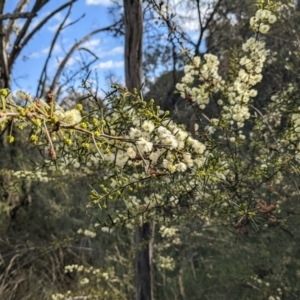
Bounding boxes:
[1,1,300,300]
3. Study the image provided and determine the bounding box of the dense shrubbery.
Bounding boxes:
[1,0,300,299]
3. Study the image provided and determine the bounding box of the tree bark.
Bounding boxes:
[123,1,154,299]
[0,0,9,89]
[124,0,143,91]
[135,222,154,300]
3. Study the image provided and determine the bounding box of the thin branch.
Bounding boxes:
[63,13,85,29]
[194,0,203,56]
[250,104,279,147]
[19,1,75,51]
[195,0,222,55]
[43,120,54,151]
[202,0,222,32]
[37,2,75,97]
[49,20,122,93]
[5,0,31,46]
[8,1,77,70]
[8,0,50,69]
[56,48,99,98]
[0,12,36,21]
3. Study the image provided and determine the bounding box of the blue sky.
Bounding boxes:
[5,0,207,100]
[5,0,125,98]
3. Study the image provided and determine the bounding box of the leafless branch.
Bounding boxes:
[8,1,77,70]
[194,0,203,56]
[56,51,98,99]
[37,2,75,97]
[202,0,222,32]
[194,0,222,55]
[49,20,122,93]
[8,0,50,69]
[5,0,31,46]
[0,12,36,21]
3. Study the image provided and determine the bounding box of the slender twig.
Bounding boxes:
[9,1,77,70]
[250,104,279,147]
[43,120,55,154]
[92,133,104,160]
[37,2,75,97]
[49,20,122,93]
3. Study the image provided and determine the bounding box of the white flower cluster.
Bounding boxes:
[270,84,300,161]
[288,111,300,161]
[65,264,84,273]
[175,8,277,131]
[268,297,281,300]
[159,225,178,238]
[158,225,181,248]
[13,91,83,126]
[77,229,96,238]
[250,9,277,34]
[125,195,141,209]
[51,293,65,300]
[80,277,90,285]
[53,106,82,125]
[84,229,96,238]
[158,255,175,271]
[63,109,82,125]
[15,90,28,101]
[221,37,268,128]
[154,122,206,172]
[176,54,223,110]
[102,116,207,174]
[13,170,50,182]
[30,98,82,125]
[77,99,208,177]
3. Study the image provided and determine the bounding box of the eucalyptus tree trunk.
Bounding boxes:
[124,0,143,91]
[123,1,154,299]
[0,0,9,89]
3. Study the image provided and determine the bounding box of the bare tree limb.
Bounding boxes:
[194,0,203,56]
[19,0,76,53]
[202,0,222,32]
[5,0,31,46]
[0,12,36,21]
[37,1,75,97]
[8,1,77,70]
[49,20,122,93]
[8,0,50,68]
[56,55,98,100]
[185,0,222,55]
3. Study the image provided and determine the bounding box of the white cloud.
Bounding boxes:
[80,41,123,58]
[97,60,124,69]
[98,46,123,57]
[86,0,114,6]
[30,44,62,58]
[48,23,60,32]
[107,46,123,55]
[81,38,101,52]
